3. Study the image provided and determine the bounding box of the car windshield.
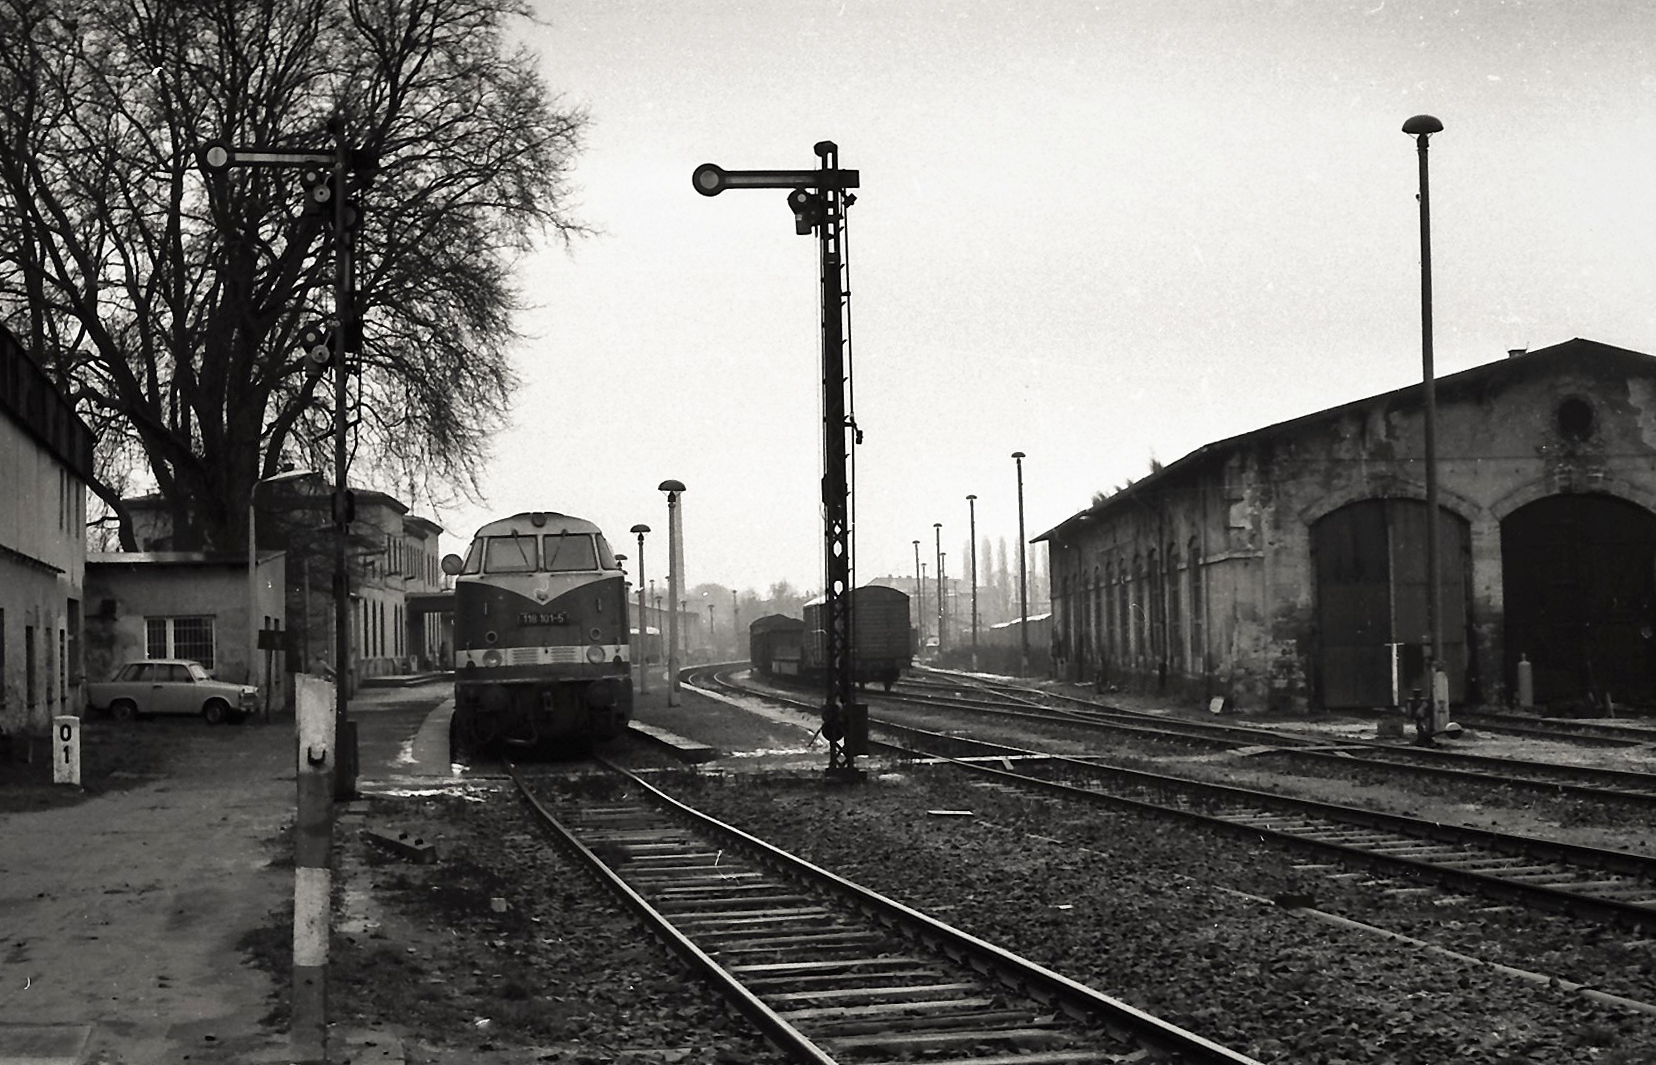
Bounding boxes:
[187,663,210,681]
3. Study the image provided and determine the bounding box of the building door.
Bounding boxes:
[1501,494,1656,708]
[1313,499,1470,708]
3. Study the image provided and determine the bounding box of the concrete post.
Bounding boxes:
[292,674,334,1063]
[52,715,79,786]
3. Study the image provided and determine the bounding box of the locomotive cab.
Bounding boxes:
[447,511,633,758]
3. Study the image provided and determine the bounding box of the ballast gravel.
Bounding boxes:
[655,765,1656,1065]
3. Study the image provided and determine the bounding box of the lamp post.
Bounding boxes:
[967,494,979,671]
[940,551,948,652]
[658,480,686,706]
[1403,113,1447,734]
[731,590,739,658]
[933,523,944,656]
[1013,451,1029,676]
[912,539,924,650]
[919,563,928,659]
[707,602,716,659]
[248,468,313,703]
[630,524,650,694]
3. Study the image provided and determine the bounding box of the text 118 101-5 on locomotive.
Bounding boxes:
[440,511,632,756]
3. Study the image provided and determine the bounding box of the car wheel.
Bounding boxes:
[202,699,229,725]
[112,699,138,723]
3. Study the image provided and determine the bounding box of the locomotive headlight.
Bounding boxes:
[482,649,503,668]
[585,644,605,665]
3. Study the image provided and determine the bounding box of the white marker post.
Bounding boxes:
[292,674,334,1063]
[52,715,80,786]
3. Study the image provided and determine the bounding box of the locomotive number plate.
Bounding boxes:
[518,611,569,625]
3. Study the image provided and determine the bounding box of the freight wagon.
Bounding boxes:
[748,614,805,679]
[803,585,914,690]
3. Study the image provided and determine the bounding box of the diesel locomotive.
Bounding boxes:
[440,511,633,757]
[749,585,913,691]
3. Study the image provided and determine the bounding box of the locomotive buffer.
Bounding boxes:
[693,145,867,779]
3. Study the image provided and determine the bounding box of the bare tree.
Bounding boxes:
[0,0,587,550]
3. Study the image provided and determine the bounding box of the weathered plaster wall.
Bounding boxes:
[1046,345,1656,713]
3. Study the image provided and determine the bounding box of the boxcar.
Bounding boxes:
[748,614,805,680]
[801,585,914,690]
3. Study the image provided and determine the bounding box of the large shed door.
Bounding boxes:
[1501,494,1656,708]
[1313,499,1469,708]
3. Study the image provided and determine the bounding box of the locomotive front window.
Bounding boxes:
[595,534,619,570]
[542,532,599,572]
[460,539,483,574]
[484,534,537,573]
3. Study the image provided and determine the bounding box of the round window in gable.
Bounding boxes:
[1556,396,1595,441]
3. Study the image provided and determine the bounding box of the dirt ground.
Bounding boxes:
[0,681,470,1065]
[0,713,300,1064]
[1,676,832,1065]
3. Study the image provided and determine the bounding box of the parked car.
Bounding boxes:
[86,659,258,724]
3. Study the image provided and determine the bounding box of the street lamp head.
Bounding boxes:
[966,493,976,502]
[258,467,316,487]
[933,522,942,530]
[1402,114,1443,136]
[630,523,650,535]
[657,479,686,493]
[1011,451,1025,460]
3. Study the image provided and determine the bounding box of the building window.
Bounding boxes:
[26,625,37,710]
[1556,396,1594,441]
[67,599,80,685]
[1103,561,1115,664]
[145,616,216,669]
[1117,555,1130,663]
[1167,544,1183,672]
[1188,536,1204,677]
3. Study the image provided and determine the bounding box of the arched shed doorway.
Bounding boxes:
[1501,493,1656,709]
[1312,498,1471,708]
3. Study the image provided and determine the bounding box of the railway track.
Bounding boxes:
[698,669,1656,929]
[887,671,1656,808]
[872,719,1656,935]
[509,759,1262,1065]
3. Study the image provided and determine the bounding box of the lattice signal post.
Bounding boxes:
[693,143,865,780]
[200,120,374,803]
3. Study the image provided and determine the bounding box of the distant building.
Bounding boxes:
[1039,338,1656,714]
[84,551,287,710]
[122,478,447,694]
[0,324,93,739]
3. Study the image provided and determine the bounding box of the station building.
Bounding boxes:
[1037,338,1656,714]
[0,324,92,741]
[118,479,449,695]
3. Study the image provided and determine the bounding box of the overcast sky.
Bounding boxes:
[430,0,1656,598]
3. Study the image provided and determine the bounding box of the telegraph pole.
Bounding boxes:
[967,494,978,670]
[694,144,863,778]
